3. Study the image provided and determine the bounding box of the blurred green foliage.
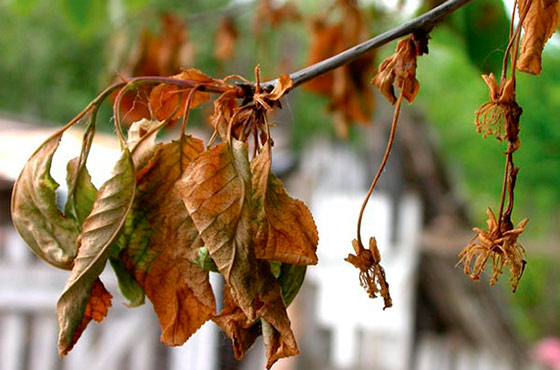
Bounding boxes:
[0,0,558,342]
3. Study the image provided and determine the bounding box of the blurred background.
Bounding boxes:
[0,0,559,369]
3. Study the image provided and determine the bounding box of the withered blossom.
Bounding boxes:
[474,74,522,150]
[346,237,392,309]
[457,208,528,292]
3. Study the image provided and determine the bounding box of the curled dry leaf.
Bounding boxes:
[120,137,216,345]
[251,144,318,265]
[214,262,299,369]
[214,17,238,62]
[517,0,560,75]
[57,148,135,356]
[345,237,392,309]
[149,69,214,121]
[372,34,427,105]
[475,74,522,150]
[457,208,528,292]
[60,279,112,356]
[11,133,78,269]
[177,140,258,321]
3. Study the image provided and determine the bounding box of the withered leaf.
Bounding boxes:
[214,262,298,368]
[209,89,239,141]
[120,137,216,345]
[57,148,135,356]
[177,140,258,321]
[372,36,421,104]
[149,69,214,121]
[251,144,318,265]
[127,118,161,168]
[303,3,374,137]
[60,278,112,356]
[11,133,78,269]
[256,262,299,369]
[213,287,261,359]
[517,0,560,75]
[214,17,238,62]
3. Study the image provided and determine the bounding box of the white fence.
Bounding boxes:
[0,226,220,370]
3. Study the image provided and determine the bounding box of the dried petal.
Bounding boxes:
[372,36,421,104]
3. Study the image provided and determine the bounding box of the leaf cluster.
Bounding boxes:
[10,70,318,368]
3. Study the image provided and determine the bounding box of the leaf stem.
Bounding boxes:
[356,92,404,247]
[261,0,474,91]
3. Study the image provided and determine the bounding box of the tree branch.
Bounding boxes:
[261,0,474,91]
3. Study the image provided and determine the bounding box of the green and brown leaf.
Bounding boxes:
[11,133,79,269]
[119,137,216,346]
[57,148,135,356]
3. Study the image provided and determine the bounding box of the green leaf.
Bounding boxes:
[462,0,510,75]
[65,121,97,225]
[109,256,145,307]
[57,148,135,356]
[278,264,306,307]
[11,133,78,269]
[192,246,219,273]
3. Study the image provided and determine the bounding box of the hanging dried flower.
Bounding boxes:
[457,208,528,292]
[346,237,392,309]
[474,74,522,151]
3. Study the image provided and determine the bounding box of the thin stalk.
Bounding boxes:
[356,92,404,247]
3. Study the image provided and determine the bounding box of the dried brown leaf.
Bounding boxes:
[517,0,560,74]
[213,287,261,359]
[177,140,258,320]
[214,262,299,368]
[120,137,216,346]
[149,69,214,121]
[251,144,318,265]
[215,17,238,62]
[304,8,374,137]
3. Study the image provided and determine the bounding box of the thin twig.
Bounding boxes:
[261,0,474,91]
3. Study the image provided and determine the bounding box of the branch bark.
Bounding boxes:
[261,0,474,91]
